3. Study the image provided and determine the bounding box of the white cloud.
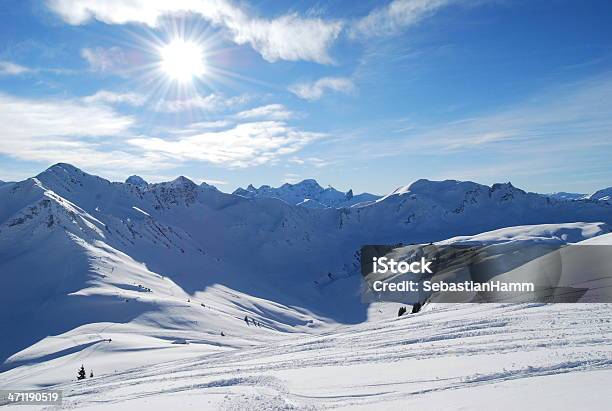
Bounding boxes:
[0,93,133,140]
[234,104,294,120]
[174,120,233,134]
[80,46,128,72]
[154,93,248,112]
[282,173,301,184]
[350,0,452,39]
[0,61,32,75]
[289,77,355,101]
[83,90,146,106]
[47,0,343,64]
[128,121,324,167]
[0,93,162,172]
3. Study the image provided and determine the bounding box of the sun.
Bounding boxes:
[159,39,206,83]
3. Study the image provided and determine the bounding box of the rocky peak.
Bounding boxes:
[125,175,148,188]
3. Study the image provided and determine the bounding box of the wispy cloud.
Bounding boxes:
[350,0,453,39]
[83,90,146,106]
[0,93,164,173]
[48,0,343,64]
[234,104,294,120]
[407,76,612,152]
[0,61,32,75]
[289,77,355,100]
[289,156,332,168]
[80,46,128,73]
[170,120,233,134]
[128,121,324,168]
[0,93,133,140]
[282,173,301,184]
[153,93,248,113]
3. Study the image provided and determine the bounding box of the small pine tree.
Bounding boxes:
[398,306,407,317]
[77,365,86,380]
[90,370,94,378]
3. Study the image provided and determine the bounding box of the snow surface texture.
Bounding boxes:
[3,303,611,410]
[1,163,611,409]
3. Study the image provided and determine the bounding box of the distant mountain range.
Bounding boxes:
[546,188,612,202]
[232,179,380,208]
[546,192,588,201]
[96,172,612,209]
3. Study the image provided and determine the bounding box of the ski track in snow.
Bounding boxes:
[6,303,610,410]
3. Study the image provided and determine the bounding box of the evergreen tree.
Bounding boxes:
[77,365,86,380]
[90,370,94,378]
[398,306,407,317]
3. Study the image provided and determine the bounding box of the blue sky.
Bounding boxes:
[1,0,611,195]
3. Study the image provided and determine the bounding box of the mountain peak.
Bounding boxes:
[298,178,321,186]
[42,162,84,176]
[125,175,148,188]
[200,181,219,191]
[36,163,108,192]
[170,176,197,188]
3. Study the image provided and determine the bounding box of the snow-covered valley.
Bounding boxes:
[1,163,611,409]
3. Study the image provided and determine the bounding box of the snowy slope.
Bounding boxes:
[440,221,608,245]
[579,232,612,244]
[1,164,612,409]
[3,303,611,410]
[233,179,380,208]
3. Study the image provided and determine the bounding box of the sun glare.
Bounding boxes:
[159,39,206,82]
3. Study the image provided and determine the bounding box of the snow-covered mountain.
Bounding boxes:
[233,179,380,208]
[125,175,148,188]
[546,191,587,201]
[589,186,612,202]
[546,187,612,202]
[1,164,612,403]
